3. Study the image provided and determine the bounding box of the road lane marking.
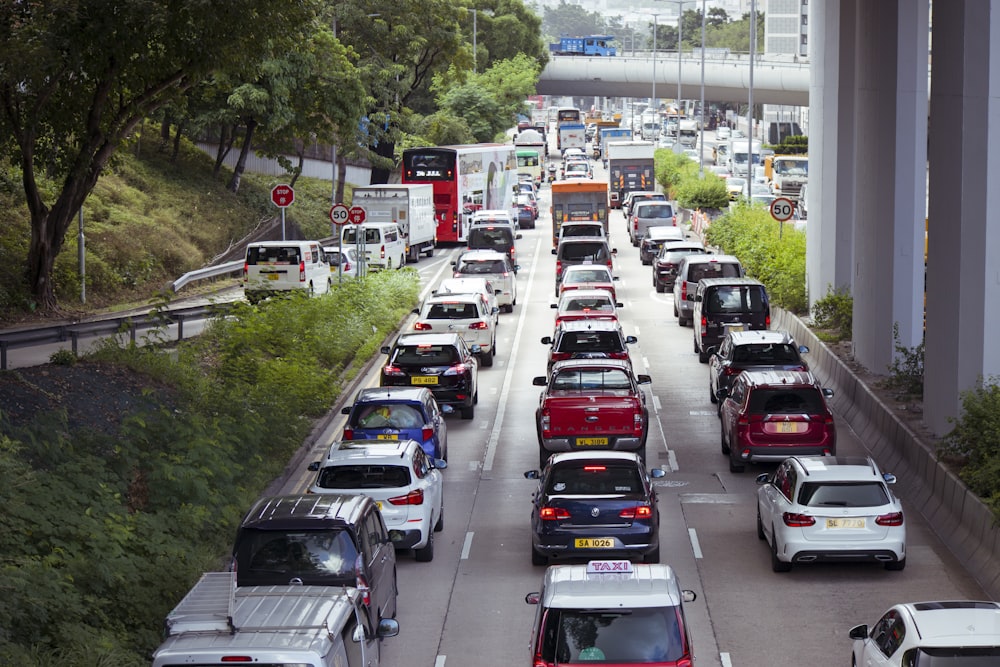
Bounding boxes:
[721,652,733,667]
[434,657,446,667]
[483,231,543,472]
[461,531,475,560]
[652,394,662,412]
[688,528,703,558]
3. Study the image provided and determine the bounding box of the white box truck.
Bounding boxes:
[352,184,437,263]
[606,140,656,209]
[151,572,399,667]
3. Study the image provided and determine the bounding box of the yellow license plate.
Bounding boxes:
[826,518,865,529]
[576,437,609,446]
[376,434,398,440]
[266,273,280,281]
[376,501,383,511]
[769,421,807,433]
[726,324,744,332]
[575,538,615,548]
[411,376,438,385]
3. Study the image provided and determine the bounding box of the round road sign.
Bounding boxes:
[330,203,350,226]
[271,184,294,208]
[348,205,367,225]
[770,197,796,222]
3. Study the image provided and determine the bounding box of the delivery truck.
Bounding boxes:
[352,184,437,263]
[550,180,610,248]
[606,140,656,209]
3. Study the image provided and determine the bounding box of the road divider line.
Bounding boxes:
[688,528,703,559]
[721,652,733,667]
[434,656,446,667]
[460,531,475,560]
[483,231,543,472]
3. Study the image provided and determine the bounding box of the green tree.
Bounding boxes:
[542,0,611,40]
[464,0,549,70]
[0,0,319,312]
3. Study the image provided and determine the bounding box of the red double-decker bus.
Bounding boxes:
[401,144,517,243]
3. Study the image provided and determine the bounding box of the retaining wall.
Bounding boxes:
[773,308,1000,599]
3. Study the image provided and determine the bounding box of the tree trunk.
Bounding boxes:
[213,124,235,176]
[289,148,304,189]
[170,120,185,162]
[369,139,395,184]
[227,119,257,193]
[335,151,348,205]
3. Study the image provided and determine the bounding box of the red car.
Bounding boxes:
[718,369,836,473]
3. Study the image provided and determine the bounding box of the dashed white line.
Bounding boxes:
[460,531,475,560]
[721,652,733,667]
[434,656,447,667]
[652,394,662,412]
[688,528,703,559]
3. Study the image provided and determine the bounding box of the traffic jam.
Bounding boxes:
[163,111,993,667]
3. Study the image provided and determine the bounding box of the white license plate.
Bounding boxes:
[826,518,865,529]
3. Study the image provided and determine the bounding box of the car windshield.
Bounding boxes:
[547,462,643,495]
[910,648,1000,665]
[246,246,301,265]
[731,343,800,364]
[238,529,359,580]
[560,243,608,262]
[636,205,673,219]
[705,286,767,314]
[749,388,824,414]
[797,482,890,507]
[459,259,507,275]
[354,403,424,429]
[563,297,614,312]
[393,344,460,365]
[687,262,741,282]
[551,367,631,390]
[316,464,412,489]
[468,229,511,249]
[540,608,685,663]
[662,248,707,262]
[427,302,479,319]
[565,269,610,283]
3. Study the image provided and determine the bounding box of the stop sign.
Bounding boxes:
[271,184,294,208]
[348,205,367,224]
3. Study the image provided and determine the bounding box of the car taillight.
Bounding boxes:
[551,352,571,362]
[540,409,551,437]
[389,489,424,505]
[343,260,351,271]
[413,321,432,331]
[681,282,688,300]
[700,316,707,335]
[765,313,771,327]
[876,511,904,526]
[343,428,354,439]
[782,512,816,527]
[469,321,489,330]
[633,410,644,436]
[723,365,742,376]
[540,506,570,520]
[555,259,563,277]
[443,363,471,376]
[382,364,405,376]
[422,427,434,441]
[242,263,248,282]
[631,216,638,230]
[298,261,306,282]
[610,351,628,360]
[380,244,386,259]
[619,505,652,519]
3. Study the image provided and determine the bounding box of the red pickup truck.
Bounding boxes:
[532,359,652,467]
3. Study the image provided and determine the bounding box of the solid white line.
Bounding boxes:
[720,652,733,667]
[688,528,703,559]
[667,449,679,472]
[434,656,447,667]
[460,532,475,560]
[652,394,662,413]
[483,231,542,472]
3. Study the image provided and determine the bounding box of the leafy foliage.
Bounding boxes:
[704,203,808,313]
[811,285,853,342]
[939,378,1000,520]
[882,323,925,399]
[0,271,419,663]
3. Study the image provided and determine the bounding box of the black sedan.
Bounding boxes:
[524,451,665,566]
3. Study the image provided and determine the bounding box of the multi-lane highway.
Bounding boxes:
[274,155,986,667]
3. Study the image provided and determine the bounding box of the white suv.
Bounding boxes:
[434,278,499,328]
[756,455,906,572]
[411,292,499,366]
[849,600,1000,665]
[307,439,446,562]
[453,249,518,313]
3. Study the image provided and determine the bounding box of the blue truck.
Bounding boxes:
[549,35,617,57]
[596,127,633,160]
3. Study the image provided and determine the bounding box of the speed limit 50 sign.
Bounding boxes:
[330,203,350,226]
[770,197,796,222]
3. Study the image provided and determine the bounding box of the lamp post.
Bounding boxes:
[650,14,661,110]
[698,0,706,177]
[659,0,692,115]
[473,9,477,74]
[747,0,756,181]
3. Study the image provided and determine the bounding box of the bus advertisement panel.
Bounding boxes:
[402,144,517,243]
[550,181,609,247]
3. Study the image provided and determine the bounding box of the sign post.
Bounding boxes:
[769,196,795,239]
[271,184,295,240]
[349,206,367,277]
[330,204,350,285]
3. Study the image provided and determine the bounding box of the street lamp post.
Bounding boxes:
[473,9,478,74]
[651,14,661,110]
[659,0,691,114]
[747,0,756,181]
[699,0,706,177]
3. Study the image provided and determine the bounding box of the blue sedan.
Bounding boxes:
[341,387,451,460]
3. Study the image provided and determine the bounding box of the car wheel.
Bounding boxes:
[655,282,664,293]
[474,389,478,404]
[693,339,699,354]
[698,349,709,364]
[756,507,766,540]
[434,504,444,532]
[539,448,550,468]
[644,545,660,564]
[771,531,792,572]
[414,531,434,562]
[720,428,730,455]
[480,351,493,367]
[729,452,745,473]
[642,257,650,266]
[461,404,475,419]
[709,383,718,404]
[673,303,678,317]
[885,557,906,571]
[531,543,548,566]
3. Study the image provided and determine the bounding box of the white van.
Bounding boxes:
[342,222,407,271]
[152,572,399,667]
[243,240,331,304]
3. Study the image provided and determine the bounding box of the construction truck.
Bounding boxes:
[764,155,809,200]
[606,140,656,209]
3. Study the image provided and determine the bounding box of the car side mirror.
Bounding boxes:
[636,374,652,385]
[514,265,521,272]
[376,618,400,640]
[380,346,391,354]
[755,472,770,485]
[492,307,499,315]
[341,406,351,415]
[308,461,321,471]
[649,468,666,478]
[822,388,835,398]
[411,308,420,314]
[717,388,729,399]
[516,233,523,240]
[525,592,541,605]
[532,376,547,386]
[848,625,869,641]
[883,473,896,484]
[682,590,698,603]
[626,335,638,344]
[540,336,553,345]
[550,302,557,309]
[551,248,557,255]
[524,470,540,480]
[799,345,810,353]
[616,302,624,308]
[611,248,618,254]
[433,458,448,470]
[470,344,482,354]
[612,275,620,281]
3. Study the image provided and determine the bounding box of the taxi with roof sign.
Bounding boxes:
[525,559,698,666]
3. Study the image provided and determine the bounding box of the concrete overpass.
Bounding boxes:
[537,53,809,105]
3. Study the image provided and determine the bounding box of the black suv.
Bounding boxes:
[541,320,637,373]
[231,494,398,623]
[380,332,479,419]
[708,330,809,412]
[553,238,616,293]
[652,242,709,292]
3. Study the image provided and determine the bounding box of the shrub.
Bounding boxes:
[811,285,853,341]
[939,377,1000,519]
[882,323,924,398]
[674,173,730,211]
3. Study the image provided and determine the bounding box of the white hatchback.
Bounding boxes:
[756,455,906,572]
[411,292,499,366]
[307,438,446,562]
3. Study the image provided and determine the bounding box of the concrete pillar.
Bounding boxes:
[851,1,929,373]
[807,0,856,308]
[925,1,1000,434]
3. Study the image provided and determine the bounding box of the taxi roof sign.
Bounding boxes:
[586,560,633,574]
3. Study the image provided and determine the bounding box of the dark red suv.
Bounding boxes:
[718,369,836,473]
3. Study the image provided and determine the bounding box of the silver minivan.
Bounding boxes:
[672,254,744,326]
[629,200,677,246]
